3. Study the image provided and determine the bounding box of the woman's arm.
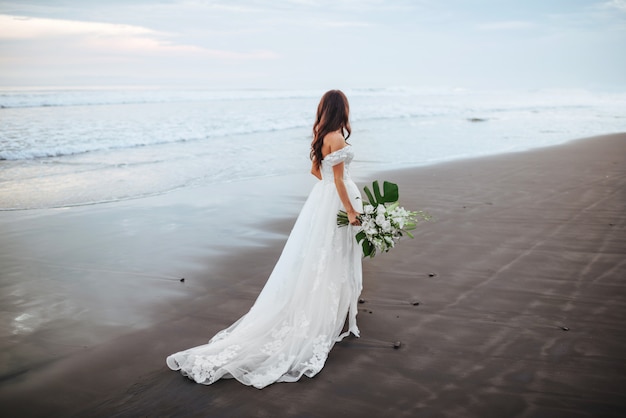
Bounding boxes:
[332,163,360,226]
[311,159,322,180]
[323,131,360,225]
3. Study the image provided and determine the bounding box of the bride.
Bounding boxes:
[166,90,364,389]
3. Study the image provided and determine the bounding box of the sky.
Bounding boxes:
[0,0,625,90]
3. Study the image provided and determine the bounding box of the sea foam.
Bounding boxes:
[1,87,625,209]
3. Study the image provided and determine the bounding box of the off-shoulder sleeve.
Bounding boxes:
[323,146,351,167]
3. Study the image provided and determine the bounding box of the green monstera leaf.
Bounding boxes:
[363,180,399,206]
[355,230,375,258]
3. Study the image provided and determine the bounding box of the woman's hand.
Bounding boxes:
[310,159,322,180]
[347,209,361,226]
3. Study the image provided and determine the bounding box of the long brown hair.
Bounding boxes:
[310,90,351,169]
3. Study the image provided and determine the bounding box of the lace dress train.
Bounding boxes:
[166,146,363,389]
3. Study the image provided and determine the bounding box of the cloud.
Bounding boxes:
[604,0,626,12]
[476,21,535,31]
[0,14,156,40]
[0,14,277,60]
[321,20,372,28]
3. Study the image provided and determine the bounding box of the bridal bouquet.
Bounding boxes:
[337,180,430,258]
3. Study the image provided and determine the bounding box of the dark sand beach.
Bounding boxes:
[1,133,625,417]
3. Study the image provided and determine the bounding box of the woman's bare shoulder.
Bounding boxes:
[323,131,346,152]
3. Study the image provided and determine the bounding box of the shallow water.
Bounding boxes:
[0,173,312,378]
[1,87,625,210]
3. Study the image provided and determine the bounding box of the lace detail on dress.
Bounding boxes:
[260,320,290,355]
[260,310,312,356]
[321,146,354,182]
[322,145,353,167]
[189,344,241,383]
[295,310,311,335]
[316,248,328,274]
[301,335,331,376]
[247,353,296,388]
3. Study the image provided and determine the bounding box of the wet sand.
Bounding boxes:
[1,133,625,417]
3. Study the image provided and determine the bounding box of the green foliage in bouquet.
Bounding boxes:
[363,180,399,206]
[355,226,375,258]
[338,180,430,258]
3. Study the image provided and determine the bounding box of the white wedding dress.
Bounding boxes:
[166,146,363,389]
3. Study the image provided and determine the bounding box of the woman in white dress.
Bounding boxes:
[166,90,364,389]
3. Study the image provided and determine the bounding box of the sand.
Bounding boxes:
[0,133,625,417]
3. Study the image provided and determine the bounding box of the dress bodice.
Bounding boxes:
[321,146,354,181]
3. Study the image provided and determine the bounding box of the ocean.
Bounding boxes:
[1,87,625,210]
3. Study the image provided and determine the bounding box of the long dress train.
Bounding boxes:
[166,146,363,389]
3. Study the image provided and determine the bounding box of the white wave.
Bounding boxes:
[0,88,330,109]
[0,120,310,160]
[2,87,625,164]
[0,86,471,109]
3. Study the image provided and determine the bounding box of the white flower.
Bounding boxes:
[381,219,392,232]
[375,213,386,226]
[362,218,378,236]
[392,216,405,229]
[364,204,375,215]
[376,204,386,215]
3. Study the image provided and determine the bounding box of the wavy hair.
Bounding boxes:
[310,90,351,169]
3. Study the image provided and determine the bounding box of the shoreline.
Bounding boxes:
[4,126,625,212]
[0,133,625,417]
